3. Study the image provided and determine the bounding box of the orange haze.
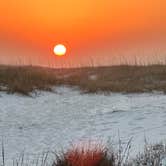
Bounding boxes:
[0,0,165,67]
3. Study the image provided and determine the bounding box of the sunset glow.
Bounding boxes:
[0,0,165,67]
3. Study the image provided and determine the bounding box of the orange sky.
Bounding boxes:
[0,0,165,67]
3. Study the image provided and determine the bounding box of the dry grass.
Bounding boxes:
[1,140,166,166]
[1,65,166,95]
[132,143,166,166]
[52,141,166,166]
[0,65,59,95]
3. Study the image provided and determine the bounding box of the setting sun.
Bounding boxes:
[53,44,66,56]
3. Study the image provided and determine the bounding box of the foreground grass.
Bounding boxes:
[2,141,166,166]
[1,65,166,95]
[53,142,166,166]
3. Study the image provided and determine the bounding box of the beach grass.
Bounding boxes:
[1,65,166,95]
[2,141,165,166]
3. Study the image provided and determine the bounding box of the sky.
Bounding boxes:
[0,0,165,67]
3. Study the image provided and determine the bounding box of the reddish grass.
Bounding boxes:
[65,147,105,166]
[53,142,115,166]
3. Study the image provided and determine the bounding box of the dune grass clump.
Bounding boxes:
[132,143,166,166]
[0,66,59,95]
[52,141,166,166]
[52,143,115,166]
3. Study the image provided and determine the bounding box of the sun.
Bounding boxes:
[53,44,66,56]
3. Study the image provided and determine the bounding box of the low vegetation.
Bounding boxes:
[1,65,166,95]
[0,65,58,95]
[53,142,166,166]
[52,144,115,166]
[2,141,166,166]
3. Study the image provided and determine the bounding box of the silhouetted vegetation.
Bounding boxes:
[0,65,59,95]
[1,65,166,95]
